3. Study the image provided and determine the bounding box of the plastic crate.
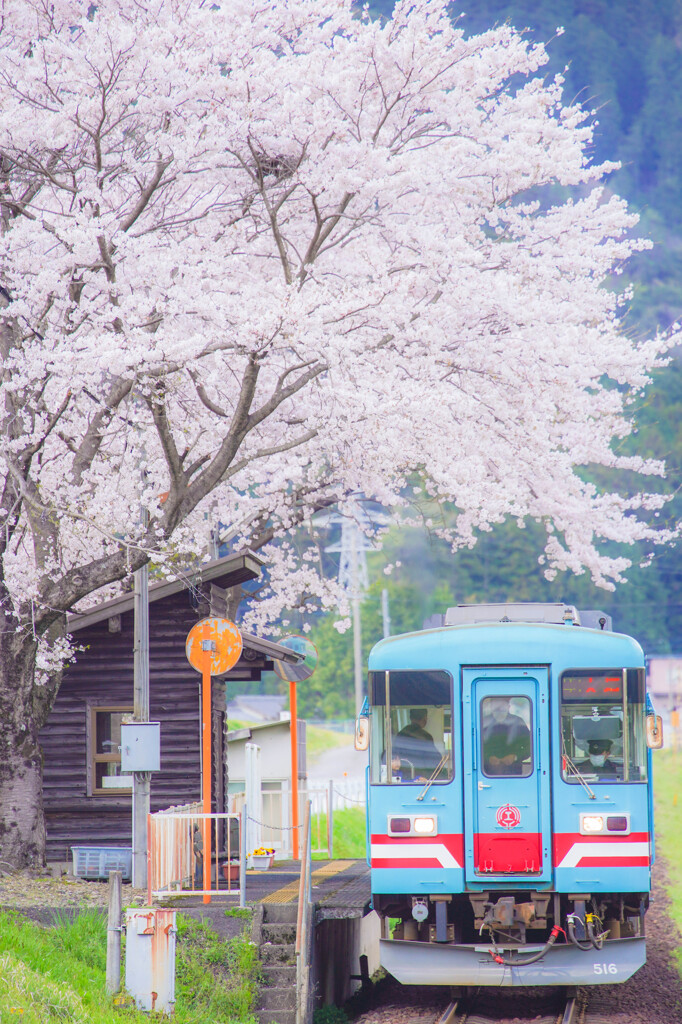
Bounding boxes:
[71,846,132,881]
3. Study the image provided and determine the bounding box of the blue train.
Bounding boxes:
[355,602,663,987]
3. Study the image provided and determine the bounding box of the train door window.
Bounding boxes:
[480,696,533,777]
[560,669,647,783]
[368,670,453,784]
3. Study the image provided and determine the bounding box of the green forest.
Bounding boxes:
[237,1,682,721]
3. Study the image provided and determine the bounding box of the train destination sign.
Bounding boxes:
[561,672,623,701]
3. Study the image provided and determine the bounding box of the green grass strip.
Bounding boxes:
[653,748,682,978]
[0,908,260,1024]
[311,805,367,859]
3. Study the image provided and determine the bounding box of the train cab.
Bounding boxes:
[357,602,663,987]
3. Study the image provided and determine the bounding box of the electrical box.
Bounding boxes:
[125,909,176,1013]
[120,722,161,772]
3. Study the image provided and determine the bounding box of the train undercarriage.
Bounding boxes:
[373,890,648,986]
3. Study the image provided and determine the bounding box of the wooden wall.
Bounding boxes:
[40,582,270,862]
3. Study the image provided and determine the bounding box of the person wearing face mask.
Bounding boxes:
[579,739,619,778]
[482,697,532,776]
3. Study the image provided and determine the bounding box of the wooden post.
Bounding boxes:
[290,680,299,859]
[106,870,122,995]
[327,778,333,860]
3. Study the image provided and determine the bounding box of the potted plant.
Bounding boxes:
[250,846,275,869]
[221,861,240,882]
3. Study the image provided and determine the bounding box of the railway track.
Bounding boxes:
[434,989,585,1024]
[352,987,588,1024]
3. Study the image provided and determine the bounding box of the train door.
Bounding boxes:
[462,668,552,883]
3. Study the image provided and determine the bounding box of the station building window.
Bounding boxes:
[87,704,133,796]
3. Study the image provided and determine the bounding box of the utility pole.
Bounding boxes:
[381,588,391,638]
[350,531,363,715]
[321,499,383,715]
[132,553,150,889]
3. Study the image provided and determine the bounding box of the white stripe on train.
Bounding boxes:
[557,841,649,869]
[370,843,461,869]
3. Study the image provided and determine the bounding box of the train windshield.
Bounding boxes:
[560,668,647,783]
[368,670,453,784]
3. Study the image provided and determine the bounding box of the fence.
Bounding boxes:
[148,777,366,894]
[147,802,244,904]
[232,777,366,859]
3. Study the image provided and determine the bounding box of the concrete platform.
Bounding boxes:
[164,858,371,918]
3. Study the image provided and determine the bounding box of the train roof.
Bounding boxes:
[368,603,644,673]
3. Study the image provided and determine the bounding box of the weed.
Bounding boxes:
[313,1003,349,1024]
[225,907,253,920]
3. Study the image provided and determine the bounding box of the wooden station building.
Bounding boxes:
[40,551,298,863]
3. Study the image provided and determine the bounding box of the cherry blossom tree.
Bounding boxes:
[0,0,676,867]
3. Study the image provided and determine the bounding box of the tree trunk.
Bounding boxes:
[0,634,47,870]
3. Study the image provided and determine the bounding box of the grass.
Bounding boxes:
[653,747,682,978]
[306,724,353,763]
[0,909,260,1024]
[174,915,261,1023]
[311,806,366,859]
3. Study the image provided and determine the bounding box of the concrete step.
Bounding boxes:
[262,922,296,944]
[259,985,297,1011]
[261,964,296,987]
[261,905,296,929]
[262,904,298,925]
[261,941,296,965]
[255,1010,296,1024]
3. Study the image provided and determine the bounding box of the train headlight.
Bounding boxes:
[413,816,436,835]
[581,814,604,833]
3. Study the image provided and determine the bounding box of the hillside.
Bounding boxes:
[367,0,682,335]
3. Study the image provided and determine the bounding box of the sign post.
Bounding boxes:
[186,617,243,903]
[273,635,318,862]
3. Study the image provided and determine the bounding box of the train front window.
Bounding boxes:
[560,669,647,784]
[368,670,453,784]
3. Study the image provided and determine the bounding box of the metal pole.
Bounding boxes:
[351,535,363,714]
[290,681,299,859]
[239,804,246,908]
[106,870,122,995]
[306,802,312,905]
[381,588,391,638]
[132,560,150,889]
[352,593,362,715]
[201,635,212,904]
[327,778,333,860]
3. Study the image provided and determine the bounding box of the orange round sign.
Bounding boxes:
[185,617,243,675]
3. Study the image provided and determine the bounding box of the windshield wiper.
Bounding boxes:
[562,744,596,800]
[416,752,449,802]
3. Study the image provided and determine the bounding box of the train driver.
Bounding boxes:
[482,697,532,776]
[578,738,621,778]
[392,708,444,780]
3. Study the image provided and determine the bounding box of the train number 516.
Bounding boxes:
[593,963,618,975]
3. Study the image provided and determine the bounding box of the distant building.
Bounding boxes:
[227,693,288,722]
[647,654,682,714]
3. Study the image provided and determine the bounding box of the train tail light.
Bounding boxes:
[389,817,411,833]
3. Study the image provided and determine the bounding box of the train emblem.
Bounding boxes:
[496,803,521,829]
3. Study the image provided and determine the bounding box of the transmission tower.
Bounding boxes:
[317,499,388,713]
